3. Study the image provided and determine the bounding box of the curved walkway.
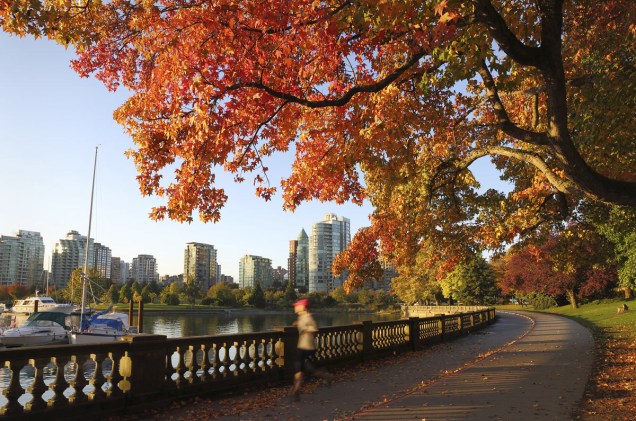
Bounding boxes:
[146,312,594,420]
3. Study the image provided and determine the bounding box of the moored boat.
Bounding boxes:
[70,309,136,344]
[10,293,74,315]
[0,312,70,347]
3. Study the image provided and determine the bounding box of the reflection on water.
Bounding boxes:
[143,311,401,338]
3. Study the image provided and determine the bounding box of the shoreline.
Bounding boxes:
[110,306,401,317]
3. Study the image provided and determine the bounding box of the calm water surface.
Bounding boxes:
[142,311,402,338]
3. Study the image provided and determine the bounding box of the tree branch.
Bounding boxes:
[472,0,544,67]
[477,61,550,145]
[224,49,428,108]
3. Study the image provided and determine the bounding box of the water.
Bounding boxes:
[141,311,401,338]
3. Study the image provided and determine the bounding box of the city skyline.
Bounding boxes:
[1,34,510,281]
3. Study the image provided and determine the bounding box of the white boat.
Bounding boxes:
[0,312,70,347]
[70,309,136,344]
[10,293,74,315]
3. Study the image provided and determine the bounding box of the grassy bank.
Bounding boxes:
[539,298,636,340]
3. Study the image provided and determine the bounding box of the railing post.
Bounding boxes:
[457,313,463,334]
[122,335,167,401]
[438,315,446,342]
[408,317,420,350]
[277,326,297,379]
[361,320,373,361]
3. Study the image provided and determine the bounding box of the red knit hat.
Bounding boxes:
[293,299,309,307]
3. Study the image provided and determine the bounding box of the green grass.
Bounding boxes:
[539,298,636,340]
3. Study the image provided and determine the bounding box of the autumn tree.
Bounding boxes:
[207,281,238,306]
[500,225,617,308]
[3,0,635,290]
[160,281,180,305]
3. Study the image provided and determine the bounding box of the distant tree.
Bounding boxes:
[118,283,133,304]
[182,277,202,305]
[265,290,284,307]
[140,285,152,303]
[391,257,443,305]
[283,280,297,304]
[247,282,266,308]
[6,284,30,301]
[131,281,142,297]
[207,282,237,307]
[107,284,119,304]
[441,255,498,305]
[329,287,347,304]
[160,281,181,305]
[232,289,246,307]
[357,289,376,307]
[147,280,162,295]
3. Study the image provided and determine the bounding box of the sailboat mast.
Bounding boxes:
[81,146,98,328]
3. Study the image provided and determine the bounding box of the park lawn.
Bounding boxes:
[540,299,636,419]
[541,298,636,340]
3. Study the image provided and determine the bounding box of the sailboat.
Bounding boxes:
[69,146,138,344]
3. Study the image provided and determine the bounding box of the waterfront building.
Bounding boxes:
[219,274,234,284]
[295,229,309,291]
[0,230,45,287]
[93,243,112,279]
[239,255,272,289]
[131,254,159,284]
[288,239,297,287]
[374,258,398,292]
[110,257,129,284]
[308,213,350,293]
[159,274,182,286]
[51,230,93,288]
[272,266,287,287]
[183,242,218,291]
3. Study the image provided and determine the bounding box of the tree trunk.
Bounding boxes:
[624,287,633,300]
[566,290,579,308]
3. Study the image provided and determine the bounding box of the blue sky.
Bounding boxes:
[0,33,507,280]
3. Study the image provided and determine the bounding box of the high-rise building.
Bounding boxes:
[272,266,287,287]
[51,230,94,288]
[0,230,45,287]
[308,213,350,293]
[112,259,130,284]
[93,243,112,279]
[288,240,297,287]
[374,258,398,292]
[239,255,272,289]
[131,254,158,284]
[183,242,218,291]
[295,229,309,290]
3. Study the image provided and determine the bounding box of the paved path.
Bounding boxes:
[144,311,594,421]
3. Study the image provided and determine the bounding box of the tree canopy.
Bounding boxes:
[2,0,635,289]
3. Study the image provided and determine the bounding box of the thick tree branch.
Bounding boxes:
[455,145,576,195]
[472,0,544,67]
[477,61,550,146]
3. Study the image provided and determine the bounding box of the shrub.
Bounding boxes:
[526,292,558,310]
